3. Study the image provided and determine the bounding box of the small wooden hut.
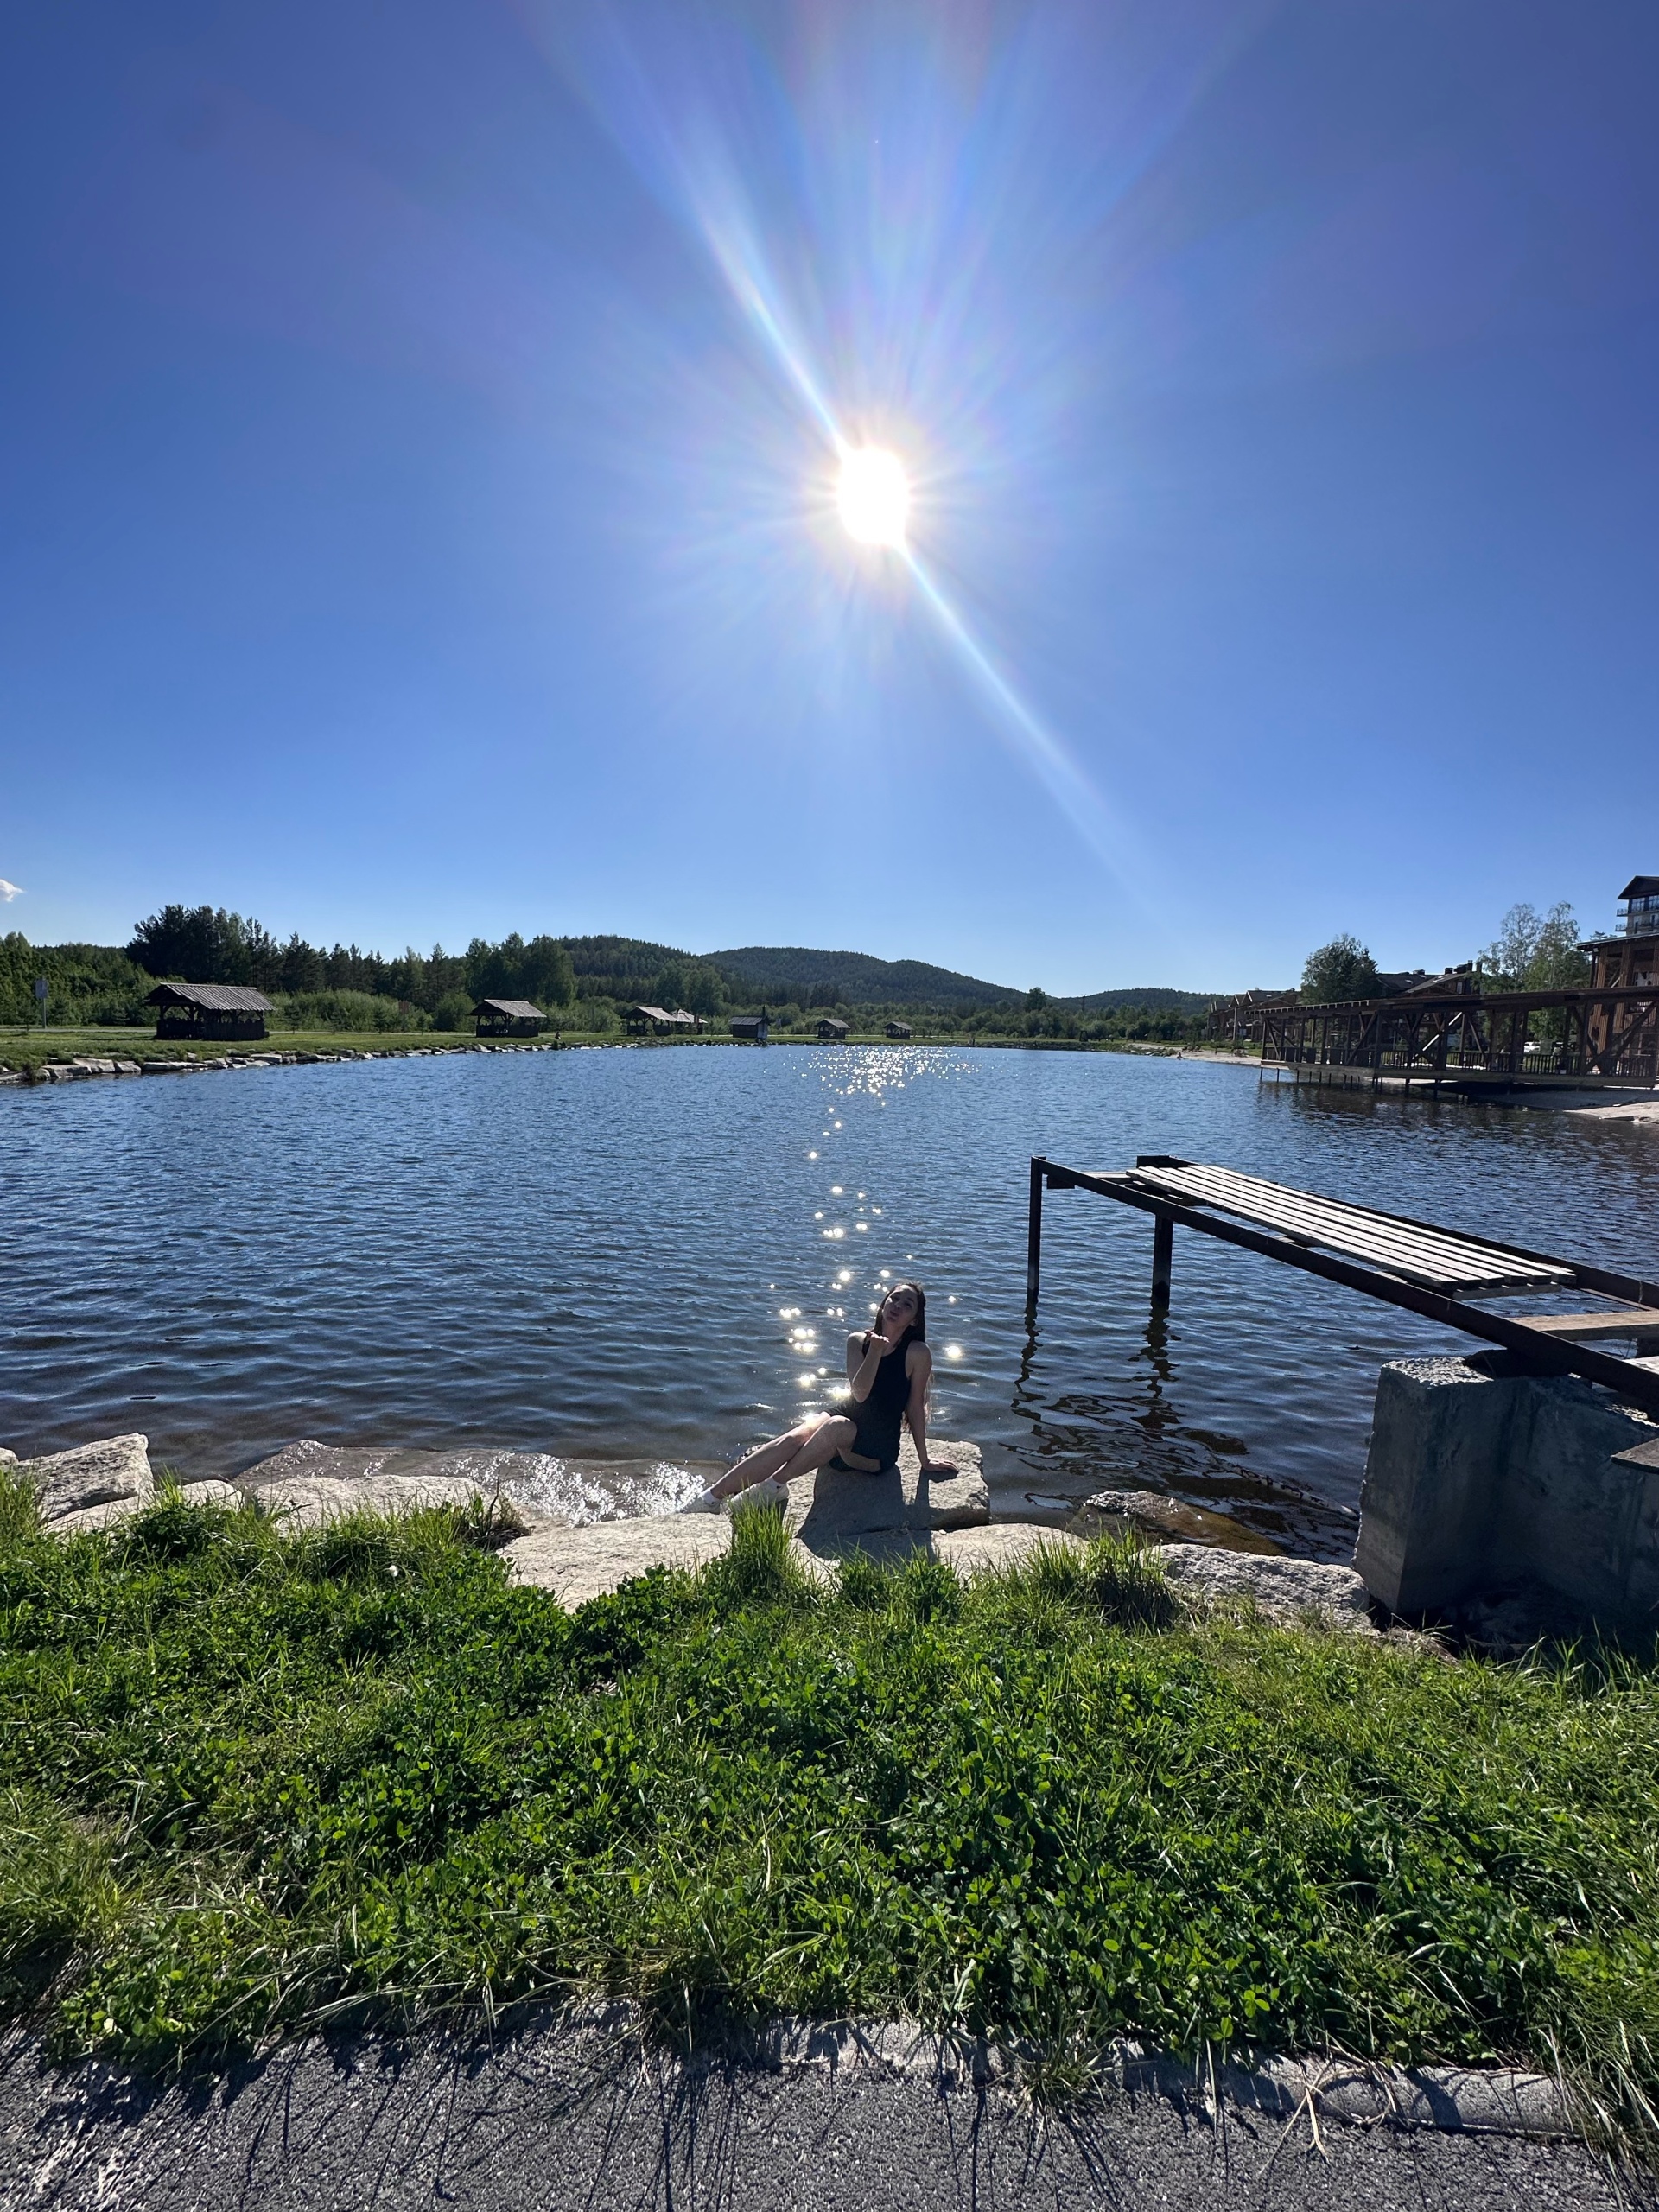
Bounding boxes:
[473,996,546,1038]
[817,1016,850,1042]
[626,1004,702,1036]
[148,982,273,1043]
[885,1020,912,1040]
[729,1014,770,1043]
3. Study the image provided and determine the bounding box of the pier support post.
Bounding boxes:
[1027,1157,1045,1309]
[1151,1212,1173,1307]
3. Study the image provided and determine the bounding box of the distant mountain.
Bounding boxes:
[1058,986,1213,1014]
[707,945,1024,1008]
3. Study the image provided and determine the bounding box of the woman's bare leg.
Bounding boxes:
[713,1415,837,1498]
[770,1415,857,1487]
[712,1414,855,1499]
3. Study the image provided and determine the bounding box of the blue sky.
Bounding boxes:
[3,0,1656,994]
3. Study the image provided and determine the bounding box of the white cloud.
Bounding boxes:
[0,880,22,902]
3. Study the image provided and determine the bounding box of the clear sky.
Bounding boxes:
[3,0,1656,994]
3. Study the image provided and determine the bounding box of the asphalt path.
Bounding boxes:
[0,2018,1648,2212]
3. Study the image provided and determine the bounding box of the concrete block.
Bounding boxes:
[1354,1360,1519,1613]
[1509,1380,1659,1624]
[1354,1356,1659,1636]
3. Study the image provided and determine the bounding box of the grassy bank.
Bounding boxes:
[0,1028,600,1073]
[3,1482,1656,2144]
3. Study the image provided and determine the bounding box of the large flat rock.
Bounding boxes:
[934,1525,1084,1577]
[16,1434,153,1523]
[505,1516,735,1606]
[785,1438,988,1553]
[41,1479,244,1541]
[504,1514,1080,1610]
[1153,1543,1374,1630]
[251,1473,488,1527]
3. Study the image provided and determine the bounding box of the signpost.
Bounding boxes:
[33,976,48,1029]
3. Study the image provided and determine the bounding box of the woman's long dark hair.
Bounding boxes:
[874,1280,925,1343]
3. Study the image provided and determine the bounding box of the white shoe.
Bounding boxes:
[728,1477,788,1514]
[677,1487,724,1515]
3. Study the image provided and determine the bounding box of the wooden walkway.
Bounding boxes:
[1027,1153,1659,1415]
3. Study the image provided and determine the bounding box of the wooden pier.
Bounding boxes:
[1027,1154,1659,1415]
[1240,982,1659,1093]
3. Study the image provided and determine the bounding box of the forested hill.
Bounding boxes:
[1060,986,1212,1014]
[2,906,1215,1033]
[708,945,1022,1007]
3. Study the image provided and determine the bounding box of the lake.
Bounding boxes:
[3,1043,1656,1556]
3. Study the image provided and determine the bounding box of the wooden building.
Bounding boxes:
[473,996,546,1038]
[885,1020,912,1039]
[625,1004,700,1036]
[1584,877,1659,1079]
[817,1016,849,1042]
[148,982,273,1042]
[729,1014,770,1043]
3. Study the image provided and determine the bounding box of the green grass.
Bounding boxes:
[2,1477,1656,2150]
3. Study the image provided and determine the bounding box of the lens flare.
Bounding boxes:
[836,448,908,546]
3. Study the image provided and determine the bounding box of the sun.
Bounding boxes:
[836,447,909,548]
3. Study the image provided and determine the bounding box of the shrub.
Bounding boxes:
[276,991,430,1033]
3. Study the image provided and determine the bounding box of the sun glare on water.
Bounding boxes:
[836,447,909,547]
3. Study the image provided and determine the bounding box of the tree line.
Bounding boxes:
[5,899,1214,1040]
[1299,900,1592,1004]
[2,906,1211,1041]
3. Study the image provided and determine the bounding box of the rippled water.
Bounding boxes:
[3,1044,1656,1554]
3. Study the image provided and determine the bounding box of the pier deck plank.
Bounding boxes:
[1119,1160,1573,1296]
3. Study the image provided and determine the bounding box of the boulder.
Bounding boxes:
[785,1438,988,1554]
[248,1473,486,1527]
[48,1497,148,1536]
[935,1524,1084,1577]
[16,1435,153,1524]
[1153,1543,1374,1631]
[177,1479,244,1509]
[1081,1489,1282,1556]
[46,1478,245,1541]
[505,1516,735,1607]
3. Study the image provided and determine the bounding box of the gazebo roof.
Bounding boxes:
[474,997,545,1020]
[146,982,274,1013]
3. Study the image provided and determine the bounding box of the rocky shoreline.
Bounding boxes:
[5,1427,1383,1629]
[0,1040,563,1084]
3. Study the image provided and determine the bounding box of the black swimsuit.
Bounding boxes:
[833,1327,917,1469]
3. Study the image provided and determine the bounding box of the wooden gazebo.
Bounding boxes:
[148,982,273,1043]
[473,997,546,1038]
[626,1005,701,1036]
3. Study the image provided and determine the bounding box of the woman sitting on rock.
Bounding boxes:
[681,1281,955,1511]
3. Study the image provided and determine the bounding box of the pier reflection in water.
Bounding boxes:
[3,1045,1656,1560]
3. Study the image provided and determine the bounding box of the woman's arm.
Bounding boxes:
[904,1345,954,1473]
[844,1329,887,1402]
